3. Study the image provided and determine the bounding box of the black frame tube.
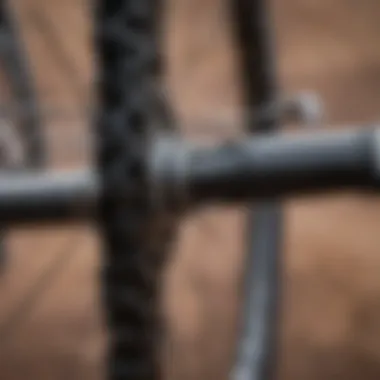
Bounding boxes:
[0,128,377,225]
[187,129,379,203]
[231,0,282,379]
[232,0,277,130]
[0,169,97,223]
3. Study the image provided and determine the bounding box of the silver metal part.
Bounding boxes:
[281,91,324,126]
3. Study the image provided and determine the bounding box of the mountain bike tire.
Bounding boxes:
[96,1,175,379]
[95,1,281,380]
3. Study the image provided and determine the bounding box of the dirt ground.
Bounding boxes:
[1,0,380,380]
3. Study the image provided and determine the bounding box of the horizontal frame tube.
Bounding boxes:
[0,169,97,223]
[185,128,380,203]
[0,128,379,224]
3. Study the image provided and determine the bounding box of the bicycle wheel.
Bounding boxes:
[96,1,176,379]
[96,1,282,380]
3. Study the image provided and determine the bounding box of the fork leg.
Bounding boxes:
[230,1,282,380]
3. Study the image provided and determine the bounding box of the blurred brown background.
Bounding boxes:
[1,0,380,380]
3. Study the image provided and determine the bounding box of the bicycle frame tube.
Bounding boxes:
[231,0,282,379]
[0,127,379,222]
[0,169,96,223]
